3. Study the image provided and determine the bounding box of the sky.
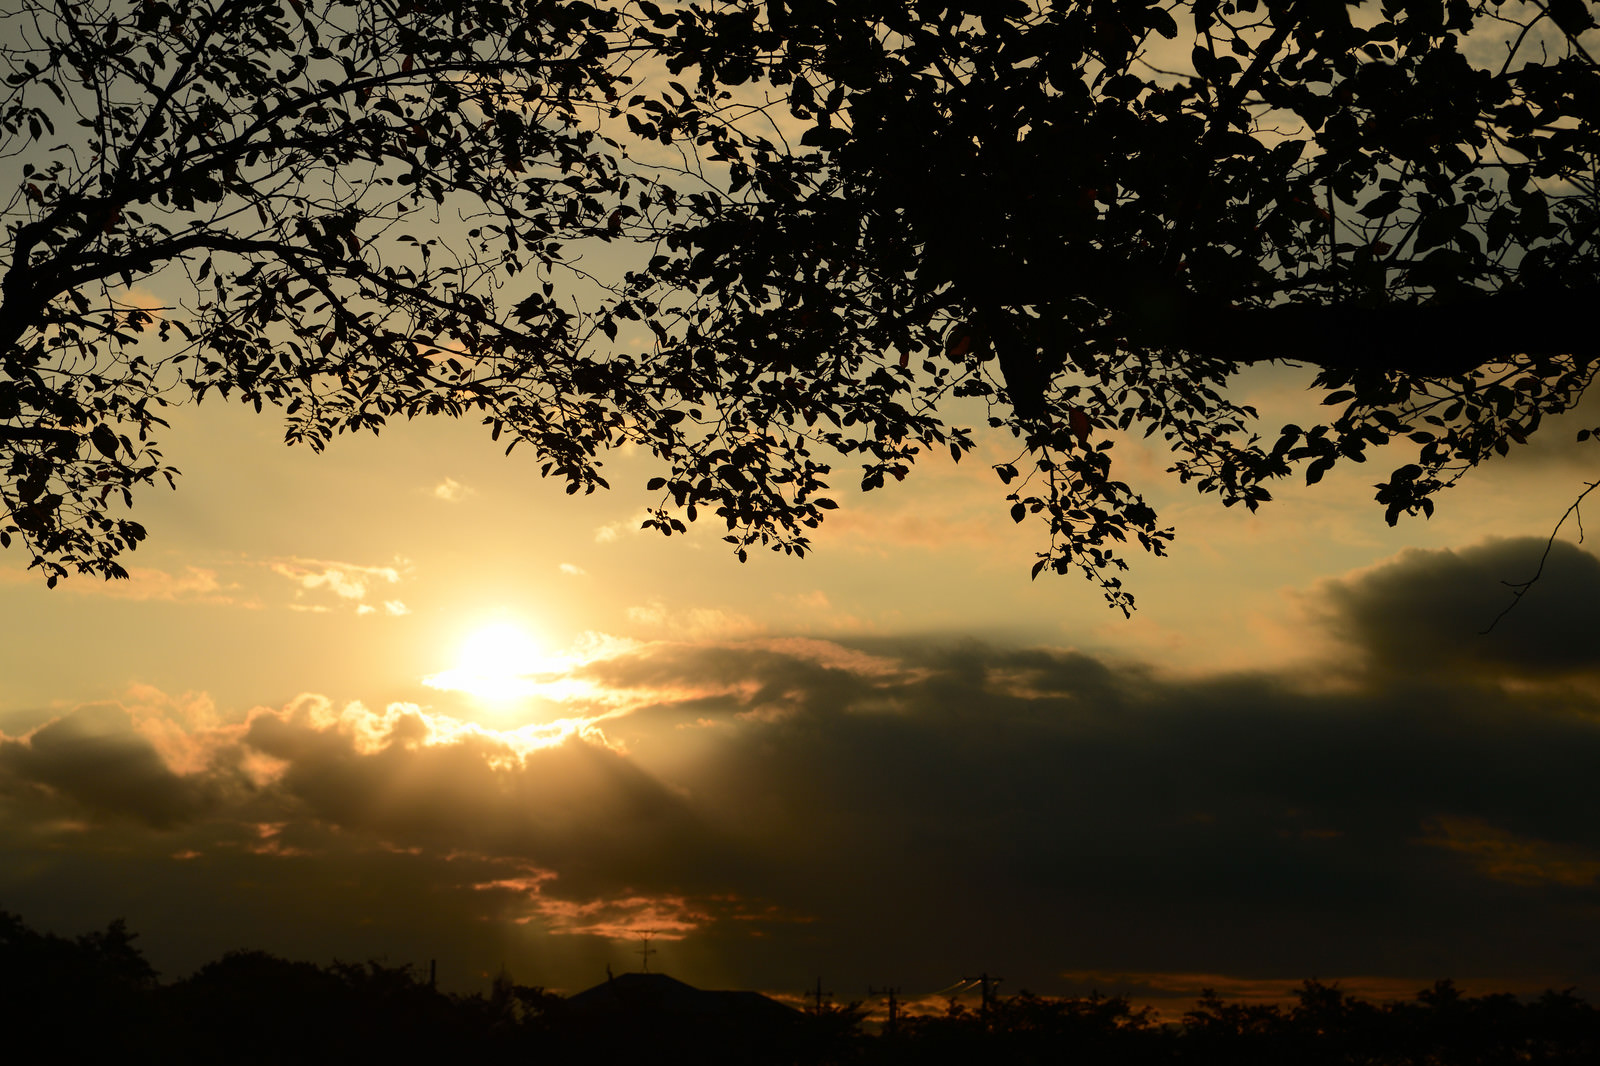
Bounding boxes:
[4,0,1600,1019]
[5,356,1600,1015]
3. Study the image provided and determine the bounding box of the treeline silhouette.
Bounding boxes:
[4,911,1598,1065]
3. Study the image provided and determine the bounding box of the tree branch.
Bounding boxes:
[1117,283,1600,380]
[0,425,78,448]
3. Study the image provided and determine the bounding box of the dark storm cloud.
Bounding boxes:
[1319,537,1600,678]
[3,541,1600,998]
[0,703,214,828]
[624,641,1600,989]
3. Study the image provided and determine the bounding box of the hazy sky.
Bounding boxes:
[4,355,1600,1011]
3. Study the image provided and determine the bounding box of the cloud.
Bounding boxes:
[433,477,473,502]
[782,590,831,610]
[483,884,714,939]
[559,563,587,576]
[1419,816,1600,888]
[0,702,221,828]
[268,556,409,613]
[594,510,654,543]
[6,547,1600,997]
[1315,537,1600,679]
[625,601,765,641]
[0,564,243,605]
[233,696,728,893]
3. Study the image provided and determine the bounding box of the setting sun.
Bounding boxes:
[425,620,551,702]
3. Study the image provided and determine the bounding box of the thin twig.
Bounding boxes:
[1482,477,1600,633]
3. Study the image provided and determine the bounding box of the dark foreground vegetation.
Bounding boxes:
[4,911,1598,1065]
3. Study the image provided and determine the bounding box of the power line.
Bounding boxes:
[961,972,1005,1019]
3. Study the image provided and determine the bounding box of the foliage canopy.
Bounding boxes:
[3,0,1598,610]
[6,910,1600,1065]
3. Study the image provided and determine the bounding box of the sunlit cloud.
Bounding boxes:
[270,560,389,599]
[625,601,764,640]
[267,556,410,614]
[753,637,923,680]
[0,564,245,605]
[119,684,226,776]
[432,477,473,502]
[559,562,587,576]
[525,893,712,939]
[249,821,313,858]
[477,874,803,943]
[475,870,715,938]
[593,509,659,544]
[8,541,1600,997]
[258,694,601,762]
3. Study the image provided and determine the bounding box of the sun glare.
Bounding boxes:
[426,621,552,702]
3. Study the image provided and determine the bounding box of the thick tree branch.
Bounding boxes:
[1116,283,1600,381]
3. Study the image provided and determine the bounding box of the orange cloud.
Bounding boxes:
[517,893,711,940]
[1420,815,1600,888]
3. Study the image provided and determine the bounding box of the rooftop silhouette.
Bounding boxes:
[565,970,800,1021]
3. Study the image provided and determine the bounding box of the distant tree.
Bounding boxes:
[0,912,157,1060]
[1181,988,1287,1064]
[4,1,1599,610]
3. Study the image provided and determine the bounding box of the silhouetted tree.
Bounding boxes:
[638,0,1600,609]
[2,0,733,582]
[0,911,157,1062]
[1181,988,1288,1065]
[8,912,1600,1064]
[6,2,1600,607]
[1281,979,1386,1065]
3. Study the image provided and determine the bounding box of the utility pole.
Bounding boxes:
[635,931,658,973]
[963,972,1004,1021]
[809,977,833,1014]
[868,985,900,1036]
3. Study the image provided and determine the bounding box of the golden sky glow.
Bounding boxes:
[10,0,1600,1021]
[4,370,1600,1003]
